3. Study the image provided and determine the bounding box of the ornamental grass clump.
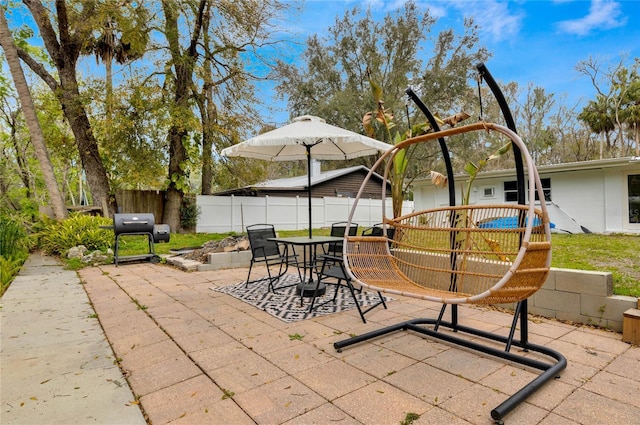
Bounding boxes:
[37,213,113,256]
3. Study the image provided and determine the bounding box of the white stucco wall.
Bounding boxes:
[412,158,640,234]
[546,169,605,233]
[603,168,632,233]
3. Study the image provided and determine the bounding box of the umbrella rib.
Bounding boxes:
[303,139,323,148]
[331,141,348,159]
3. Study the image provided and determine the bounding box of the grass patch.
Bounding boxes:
[115,229,327,257]
[551,233,640,297]
[400,412,420,425]
[288,333,304,341]
[64,257,85,271]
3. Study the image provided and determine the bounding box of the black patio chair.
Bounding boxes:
[310,228,387,323]
[326,221,359,257]
[245,224,299,292]
[361,222,395,239]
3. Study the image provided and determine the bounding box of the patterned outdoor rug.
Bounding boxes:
[211,274,392,323]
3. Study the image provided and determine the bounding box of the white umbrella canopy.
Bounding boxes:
[220,115,392,161]
[221,115,393,237]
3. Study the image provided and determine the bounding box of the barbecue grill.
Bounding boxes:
[113,213,166,266]
[153,224,171,243]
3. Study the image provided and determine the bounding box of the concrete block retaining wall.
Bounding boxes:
[502,268,637,332]
[200,251,252,271]
[194,252,637,332]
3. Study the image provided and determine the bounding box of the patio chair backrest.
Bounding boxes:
[246,224,280,259]
[328,221,358,256]
[362,223,395,240]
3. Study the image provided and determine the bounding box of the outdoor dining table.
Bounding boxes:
[268,235,345,303]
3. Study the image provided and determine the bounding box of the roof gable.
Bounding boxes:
[213,165,389,197]
[253,165,386,189]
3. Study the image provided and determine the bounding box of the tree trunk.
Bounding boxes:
[201,129,213,195]
[57,66,115,216]
[164,186,183,233]
[0,11,67,220]
[8,111,32,198]
[164,126,187,232]
[160,0,208,231]
[392,179,404,219]
[635,122,639,157]
[19,0,117,217]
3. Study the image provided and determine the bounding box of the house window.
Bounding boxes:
[483,187,495,197]
[335,190,356,198]
[503,181,518,202]
[628,174,640,224]
[504,178,551,202]
[537,178,552,201]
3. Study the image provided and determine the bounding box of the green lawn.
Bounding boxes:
[120,230,640,297]
[551,233,640,297]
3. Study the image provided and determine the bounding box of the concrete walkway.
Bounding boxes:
[2,253,640,424]
[1,253,146,424]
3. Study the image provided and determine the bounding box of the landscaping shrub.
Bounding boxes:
[38,214,114,256]
[0,216,30,295]
[180,196,200,230]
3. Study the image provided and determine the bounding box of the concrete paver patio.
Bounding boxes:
[3,253,640,424]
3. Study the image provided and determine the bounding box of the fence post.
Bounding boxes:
[323,197,327,228]
[230,195,235,232]
[296,196,300,230]
[240,202,244,233]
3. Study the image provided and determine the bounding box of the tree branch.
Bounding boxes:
[15,46,59,91]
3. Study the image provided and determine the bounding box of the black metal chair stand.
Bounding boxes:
[334,300,566,421]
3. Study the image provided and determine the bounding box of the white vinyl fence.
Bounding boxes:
[196,195,414,234]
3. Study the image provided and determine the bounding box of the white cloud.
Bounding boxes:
[359,0,444,16]
[555,0,626,36]
[425,3,448,19]
[450,0,523,41]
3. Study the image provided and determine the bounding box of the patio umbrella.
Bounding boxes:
[221,115,393,238]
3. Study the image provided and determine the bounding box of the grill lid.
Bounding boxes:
[113,213,155,235]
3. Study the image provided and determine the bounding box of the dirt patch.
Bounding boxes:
[181,235,249,263]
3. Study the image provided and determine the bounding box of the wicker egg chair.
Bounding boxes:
[342,122,552,305]
[334,95,566,422]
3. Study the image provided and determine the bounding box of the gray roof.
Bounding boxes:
[414,156,640,183]
[254,165,385,189]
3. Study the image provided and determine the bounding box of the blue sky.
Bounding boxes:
[6,1,637,126]
[269,0,639,122]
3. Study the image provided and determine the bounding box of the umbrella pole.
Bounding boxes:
[306,145,313,239]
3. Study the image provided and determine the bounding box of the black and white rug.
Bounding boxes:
[211,274,391,323]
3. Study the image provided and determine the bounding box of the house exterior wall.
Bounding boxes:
[311,171,388,199]
[546,169,605,233]
[412,159,640,234]
[218,168,389,199]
